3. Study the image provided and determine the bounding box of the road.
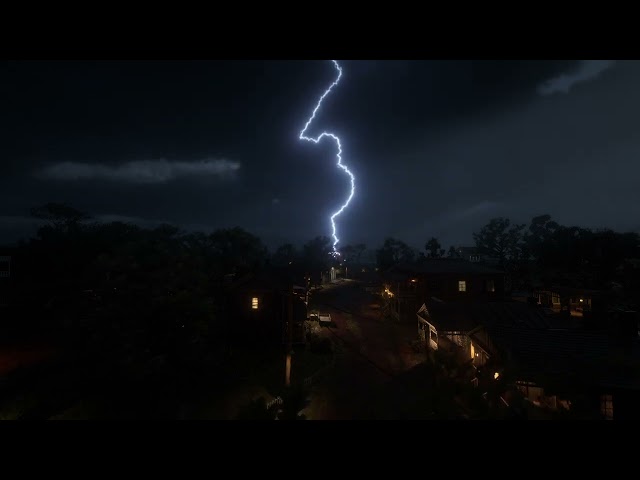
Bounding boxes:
[303,280,427,419]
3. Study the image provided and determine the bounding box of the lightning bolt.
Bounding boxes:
[299,60,355,254]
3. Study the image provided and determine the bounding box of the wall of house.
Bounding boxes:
[442,332,469,350]
[468,328,495,367]
[228,289,284,342]
[389,272,505,304]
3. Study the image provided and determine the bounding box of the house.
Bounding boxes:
[225,267,308,345]
[480,326,640,419]
[421,300,549,359]
[422,298,640,419]
[456,246,481,263]
[382,259,506,323]
[533,285,610,329]
[416,301,477,354]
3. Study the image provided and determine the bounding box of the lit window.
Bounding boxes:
[458,280,466,292]
[251,297,259,310]
[601,394,613,420]
[486,279,495,292]
[470,343,475,360]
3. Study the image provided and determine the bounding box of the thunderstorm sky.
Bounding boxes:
[0,60,638,251]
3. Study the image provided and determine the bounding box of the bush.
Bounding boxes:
[307,332,333,354]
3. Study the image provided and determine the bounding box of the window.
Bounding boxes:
[429,328,438,348]
[251,297,259,310]
[486,279,495,293]
[601,394,613,420]
[458,280,466,292]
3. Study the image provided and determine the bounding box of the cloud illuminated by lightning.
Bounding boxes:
[299,60,355,254]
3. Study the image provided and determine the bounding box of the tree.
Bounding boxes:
[277,385,310,420]
[272,243,298,266]
[208,227,267,276]
[337,243,366,265]
[340,244,356,263]
[235,397,278,420]
[425,237,445,258]
[302,236,333,279]
[376,237,416,271]
[525,214,560,262]
[353,243,366,264]
[447,246,459,258]
[473,217,526,265]
[30,202,91,235]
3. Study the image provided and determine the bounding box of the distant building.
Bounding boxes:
[225,267,308,345]
[456,246,481,263]
[381,259,506,323]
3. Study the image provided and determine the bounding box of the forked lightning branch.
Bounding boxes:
[298,60,356,255]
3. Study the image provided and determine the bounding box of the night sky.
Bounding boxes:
[1,59,637,251]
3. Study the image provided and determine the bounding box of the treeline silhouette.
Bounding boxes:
[2,203,357,418]
[376,214,640,296]
[7,206,640,342]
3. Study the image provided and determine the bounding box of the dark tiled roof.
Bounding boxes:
[392,259,504,275]
[427,301,549,333]
[486,327,640,390]
[541,285,604,296]
[426,302,479,332]
[228,266,307,292]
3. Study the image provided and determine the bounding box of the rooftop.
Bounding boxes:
[426,301,550,333]
[391,259,504,276]
[486,326,640,390]
[228,266,307,292]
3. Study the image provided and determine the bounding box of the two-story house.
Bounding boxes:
[382,259,506,324]
[225,267,308,346]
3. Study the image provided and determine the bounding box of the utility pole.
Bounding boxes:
[285,283,294,387]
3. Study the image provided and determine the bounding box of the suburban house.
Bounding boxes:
[382,259,506,323]
[456,246,481,263]
[534,286,607,319]
[477,324,640,419]
[420,300,548,358]
[225,267,308,345]
[418,297,640,419]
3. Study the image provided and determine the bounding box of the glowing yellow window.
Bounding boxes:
[458,280,466,292]
[251,297,259,310]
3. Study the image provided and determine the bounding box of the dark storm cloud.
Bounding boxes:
[0,59,634,251]
[358,60,634,250]
[327,60,583,155]
[37,158,240,183]
[538,60,616,96]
